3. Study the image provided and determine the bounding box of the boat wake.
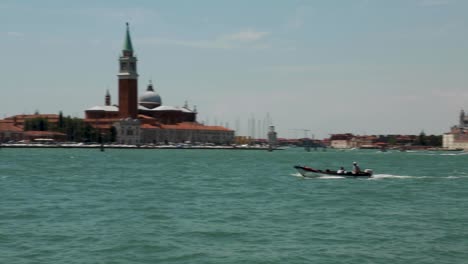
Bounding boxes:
[371,174,416,179]
[439,152,468,156]
[290,173,344,179]
[413,152,468,156]
[291,173,468,180]
[371,174,468,180]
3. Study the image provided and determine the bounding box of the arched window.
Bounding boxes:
[121,63,127,71]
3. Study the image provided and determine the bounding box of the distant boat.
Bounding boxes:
[294,165,373,178]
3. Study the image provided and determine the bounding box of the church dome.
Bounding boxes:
[139,81,162,109]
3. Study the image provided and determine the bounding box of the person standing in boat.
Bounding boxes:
[352,162,361,174]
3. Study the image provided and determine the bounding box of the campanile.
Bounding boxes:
[118,23,139,119]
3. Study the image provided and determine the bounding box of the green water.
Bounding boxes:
[1,148,467,263]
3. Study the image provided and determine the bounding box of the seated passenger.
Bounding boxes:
[337,167,345,174]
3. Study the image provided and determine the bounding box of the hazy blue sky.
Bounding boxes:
[1,0,467,138]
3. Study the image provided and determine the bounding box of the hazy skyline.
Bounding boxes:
[1,0,467,138]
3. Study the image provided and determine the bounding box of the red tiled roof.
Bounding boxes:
[143,122,232,131]
[137,114,157,120]
[375,142,388,145]
[0,122,23,132]
[23,131,66,136]
[84,118,121,123]
[93,124,114,129]
[141,124,161,129]
[330,134,354,140]
[6,114,59,121]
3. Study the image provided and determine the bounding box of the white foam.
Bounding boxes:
[447,175,468,179]
[371,174,416,179]
[318,175,345,179]
[292,173,468,180]
[440,152,468,156]
[371,174,468,180]
[290,173,344,180]
[291,173,304,178]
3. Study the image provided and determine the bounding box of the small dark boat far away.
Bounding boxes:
[294,165,373,178]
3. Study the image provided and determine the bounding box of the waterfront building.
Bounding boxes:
[85,23,234,145]
[114,118,141,145]
[0,120,23,142]
[350,135,378,149]
[329,134,354,149]
[443,109,468,150]
[0,114,65,143]
[0,25,233,144]
[141,123,233,144]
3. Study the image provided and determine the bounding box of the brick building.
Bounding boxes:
[85,23,234,145]
[0,114,65,143]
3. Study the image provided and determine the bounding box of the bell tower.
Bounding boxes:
[460,109,466,128]
[118,22,139,118]
[105,89,111,106]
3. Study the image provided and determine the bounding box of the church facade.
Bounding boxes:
[85,24,234,145]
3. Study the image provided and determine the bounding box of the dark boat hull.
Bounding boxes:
[294,165,373,178]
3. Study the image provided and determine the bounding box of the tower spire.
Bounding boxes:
[147,80,154,91]
[460,109,466,128]
[123,22,134,55]
[105,89,111,106]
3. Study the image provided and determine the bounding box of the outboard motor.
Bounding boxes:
[364,169,373,176]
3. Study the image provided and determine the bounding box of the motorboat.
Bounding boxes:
[294,165,373,178]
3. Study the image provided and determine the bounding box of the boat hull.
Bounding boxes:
[294,165,373,178]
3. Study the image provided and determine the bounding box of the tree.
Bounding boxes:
[427,135,442,146]
[417,131,427,146]
[58,111,64,131]
[24,118,49,131]
[109,126,117,142]
[387,135,397,146]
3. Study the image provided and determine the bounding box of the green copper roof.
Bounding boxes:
[123,22,133,52]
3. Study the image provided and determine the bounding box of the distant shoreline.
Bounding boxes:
[0,144,282,150]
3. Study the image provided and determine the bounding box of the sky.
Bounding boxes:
[1,0,467,139]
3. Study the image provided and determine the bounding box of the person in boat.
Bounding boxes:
[337,167,345,174]
[352,162,361,174]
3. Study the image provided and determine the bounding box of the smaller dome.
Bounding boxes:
[139,81,162,109]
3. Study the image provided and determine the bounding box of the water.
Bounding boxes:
[1,148,467,263]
